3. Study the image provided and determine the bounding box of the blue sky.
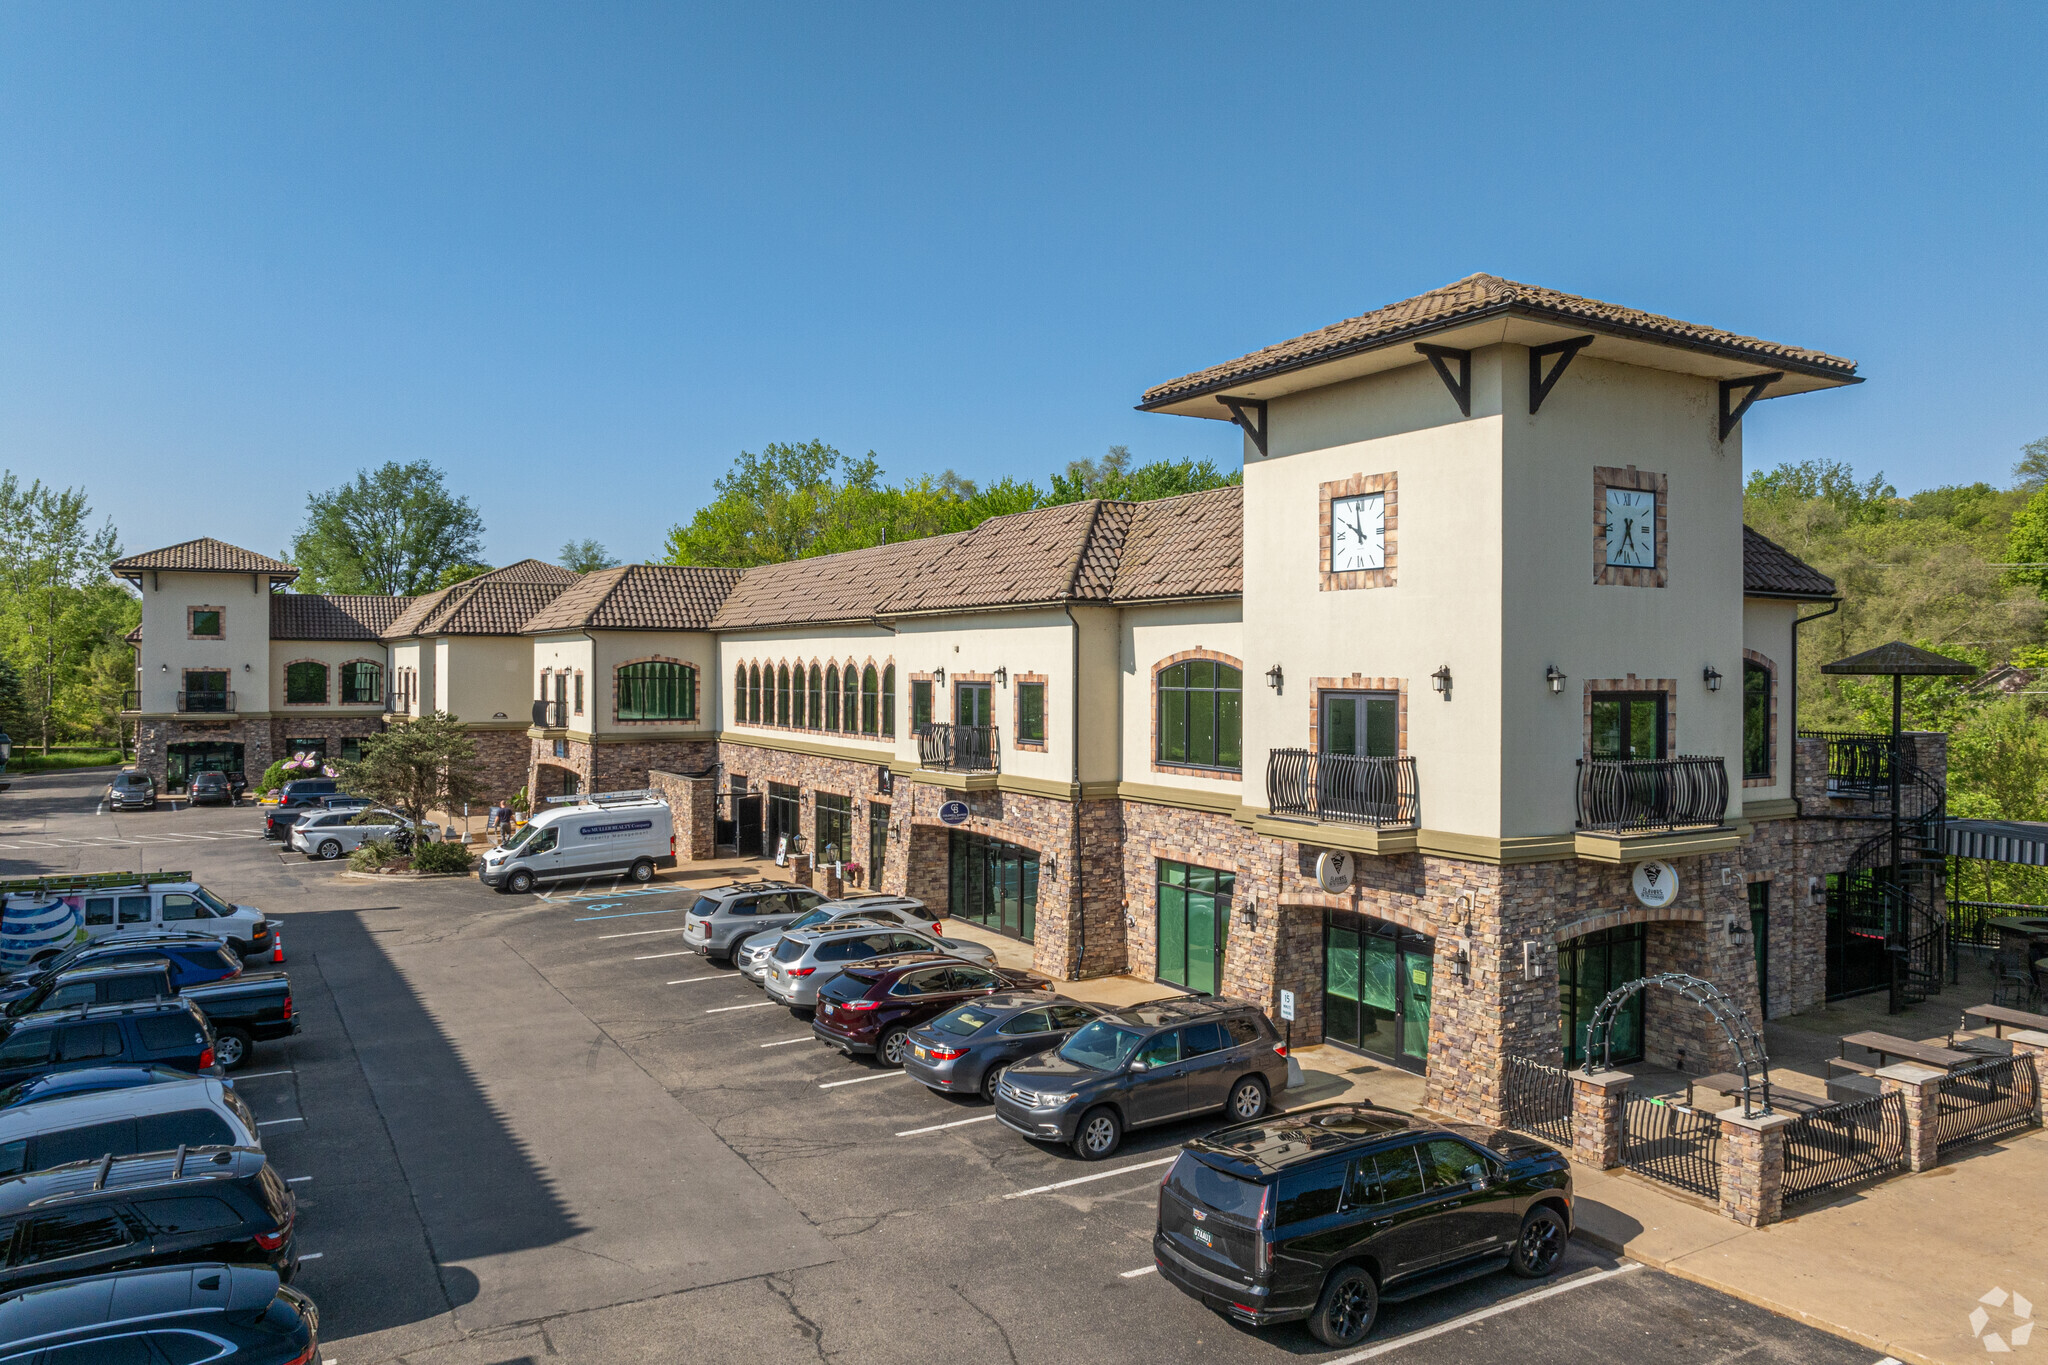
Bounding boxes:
[2,4,2042,566]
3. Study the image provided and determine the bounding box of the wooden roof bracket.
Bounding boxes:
[1719,372,1784,441]
[1414,343,1472,416]
[1216,395,1269,457]
[1528,335,1596,414]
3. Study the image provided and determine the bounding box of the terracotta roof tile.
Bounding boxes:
[1141,273,1858,409]
[123,624,142,645]
[271,593,414,641]
[522,565,744,633]
[383,560,577,638]
[710,537,957,631]
[1110,486,1243,601]
[475,558,580,585]
[110,538,297,578]
[1742,526,1838,600]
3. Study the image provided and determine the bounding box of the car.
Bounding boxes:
[812,958,1053,1066]
[261,807,314,841]
[48,882,274,961]
[2,957,295,1071]
[1152,1103,1574,1347]
[901,993,1105,1099]
[187,771,236,806]
[0,1000,219,1090]
[678,882,833,965]
[290,808,440,861]
[762,924,999,1010]
[993,995,1289,1160]
[0,1146,298,1296]
[0,935,241,1000]
[274,777,339,810]
[478,791,678,891]
[0,1075,260,1179]
[0,1262,318,1365]
[103,771,157,812]
[0,1066,200,1112]
[735,900,946,983]
[319,794,373,813]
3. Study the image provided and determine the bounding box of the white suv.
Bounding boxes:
[736,900,946,984]
[291,808,440,860]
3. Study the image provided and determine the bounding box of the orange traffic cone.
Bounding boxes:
[271,932,285,965]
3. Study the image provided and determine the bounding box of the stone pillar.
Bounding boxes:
[1571,1070,1632,1170]
[1716,1107,1797,1227]
[648,769,718,861]
[823,865,845,899]
[790,854,813,888]
[1878,1063,1945,1172]
[2008,1031,2048,1124]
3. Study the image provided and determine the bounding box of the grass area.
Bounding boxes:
[5,748,126,772]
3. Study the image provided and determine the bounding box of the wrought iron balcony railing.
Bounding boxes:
[917,723,1000,773]
[1799,729,1891,799]
[175,690,235,714]
[532,700,567,729]
[1266,749,1419,828]
[1576,755,1729,834]
[120,689,141,713]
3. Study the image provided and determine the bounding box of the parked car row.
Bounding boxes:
[104,768,249,809]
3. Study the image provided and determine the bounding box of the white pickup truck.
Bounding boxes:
[290,808,442,860]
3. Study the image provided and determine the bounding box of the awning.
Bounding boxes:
[1945,818,2048,867]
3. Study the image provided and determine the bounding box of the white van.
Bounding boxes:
[479,791,677,893]
[0,873,274,971]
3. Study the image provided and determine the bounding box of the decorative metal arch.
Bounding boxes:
[1581,972,1774,1117]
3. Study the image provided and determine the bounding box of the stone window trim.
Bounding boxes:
[1306,675,1408,755]
[1552,904,1708,942]
[279,657,331,707]
[1581,675,1678,761]
[186,606,226,640]
[1592,465,1669,588]
[337,657,385,706]
[611,655,701,726]
[1318,471,1398,591]
[1144,841,1239,882]
[1741,648,1777,787]
[1149,649,1244,782]
[1011,672,1050,751]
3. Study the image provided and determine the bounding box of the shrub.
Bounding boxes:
[348,838,397,872]
[258,760,292,795]
[412,840,473,874]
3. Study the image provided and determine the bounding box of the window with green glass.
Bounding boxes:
[825,665,842,731]
[861,665,880,735]
[1157,860,1232,996]
[1156,659,1242,771]
[910,679,933,731]
[777,665,791,726]
[618,662,696,721]
[815,792,852,862]
[1742,660,1771,780]
[284,661,328,705]
[340,660,382,705]
[882,665,896,738]
[188,608,222,638]
[808,665,823,728]
[1017,682,1045,742]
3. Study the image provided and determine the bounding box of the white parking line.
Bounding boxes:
[760,1037,812,1047]
[235,1070,295,1080]
[256,1118,305,1127]
[705,1001,776,1014]
[1002,1155,1177,1199]
[288,1176,313,1184]
[1320,1263,1639,1363]
[634,951,693,960]
[298,1253,324,1262]
[666,977,725,986]
[896,1113,998,1137]
[598,927,688,940]
[820,1072,910,1090]
[1119,1265,1156,1279]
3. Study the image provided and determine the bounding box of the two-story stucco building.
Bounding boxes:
[118,274,1905,1126]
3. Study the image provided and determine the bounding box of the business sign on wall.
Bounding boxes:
[1631,859,1680,910]
[938,800,970,826]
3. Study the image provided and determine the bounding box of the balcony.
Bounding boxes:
[532,699,567,729]
[1576,755,1729,835]
[1800,728,1890,798]
[175,690,235,715]
[1267,750,1419,829]
[917,723,999,774]
[120,689,141,714]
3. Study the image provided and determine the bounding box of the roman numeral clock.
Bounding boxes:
[1319,473,1397,591]
[1593,467,1667,587]
[1331,492,1385,572]
[1605,488,1655,568]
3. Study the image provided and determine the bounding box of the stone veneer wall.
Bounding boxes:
[470,729,534,807]
[526,735,716,805]
[649,768,718,860]
[137,714,388,790]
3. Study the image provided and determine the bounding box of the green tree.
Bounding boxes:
[559,539,620,573]
[289,461,486,595]
[334,711,487,829]
[432,561,494,590]
[2012,435,2048,494]
[2006,486,2048,599]
[0,473,134,754]
[663,441,885,566]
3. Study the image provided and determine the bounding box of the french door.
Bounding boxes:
[1323,910,1433,1073]
[955,683,993,728]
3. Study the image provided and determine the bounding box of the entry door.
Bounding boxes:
[1398,951,1432,1067]
[1320,692,1398,757]
[955,683,993,729]
[1589,693,1666,761]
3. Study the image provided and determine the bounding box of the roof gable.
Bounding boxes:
[521,565,743,633]
[1742,526,1838,600]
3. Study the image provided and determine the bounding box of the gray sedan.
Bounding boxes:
[763,924,996,1008]
[902,993,1106,1100]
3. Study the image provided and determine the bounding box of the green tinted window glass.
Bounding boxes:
[1157,660,1241,770]
[284,661,328,705]
[1364,698,1398,757]
[1017,683,1045,742]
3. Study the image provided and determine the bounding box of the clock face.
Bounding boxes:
[1605,488,1656,568]
[1331,493,1386,573]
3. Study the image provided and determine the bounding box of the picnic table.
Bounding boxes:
[1685,1071,1830,1114]
[1838,1030,1976,1071]
[1957,1002,2048,1038]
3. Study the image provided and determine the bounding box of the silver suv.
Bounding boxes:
[106,770,157,811]
[680,882,832,965]
[763,924,997,1008]
[737,898,945,984]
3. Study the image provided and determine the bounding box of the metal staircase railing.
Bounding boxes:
[1836,750,1949,1012]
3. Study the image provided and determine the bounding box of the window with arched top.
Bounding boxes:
[881,665,896,738]
[748,664,762,724]
[777,665,791,727]
[808,665,823,729]
[340,660,383,705]
[734,665,746,723]
[843,665,859,735]
[285,661,329,705]
[1156,658,1243,771]
[617,661,696,721]
[1743,658,1772,781]
[825,665,841,731]
[861,665,880,735]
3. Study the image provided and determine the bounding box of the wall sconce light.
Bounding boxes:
[1431,665,1453,696]
[160,663,168,673]
[932,666,946,685]
[1703,665,1723,692]
[994,666,1007,686]
[1043,853,1058,879]
[1237,897,1257,928]
[242,663,252,673]
[1725,916,1746,940]
[1265,664,1284,693]
[1545,665,1565,694]
[492,712,507,720]
[1451,944,1471,980]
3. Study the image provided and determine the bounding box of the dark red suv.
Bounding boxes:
[812,954,1049,1066]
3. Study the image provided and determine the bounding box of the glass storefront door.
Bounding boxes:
[1559,924,1645,1066]
[166,742,243,792]
[767,783,801,859]
[1322,910,1433,1072]
[948,831,1037,942]
[1157,860,1232,996]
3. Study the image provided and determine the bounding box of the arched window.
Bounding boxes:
[777,665,791,727]
[825,665,841,731]
[843,664,859,735]
[860,665,880,735]
[808,665,823,729]
[617,662,696,721]
[748,664,762,724]
[1156,659,1243,771]
[881,665,896,738]
[1743,659,1772,780]
[340,660,383,705]
[285,661,329,705]
[734,665,746,724]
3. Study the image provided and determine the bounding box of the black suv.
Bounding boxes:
[275,778,338,810]
[0,934,241,1001]
[0,1001,217,1089]
[993,995,1288,1159]
[1153,1103,1573,1347]
[0,1147,297,1296]
[0,1262,318,1364]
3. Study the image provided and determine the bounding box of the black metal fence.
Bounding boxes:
[1936,1055,2040,1153]
[1266,750,1420,828]
[917,723,1000,773]
[1621,1091,1721,1200]
[1501,1056,1574,1148]
[1949,900,2035,950]
[1576,756,1729,833]
[1781,1092,1907,1206]
[175,689,235,714]
[1799,729,1891,799]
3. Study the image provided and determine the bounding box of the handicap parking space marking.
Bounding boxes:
[820,1072,911,1090]
[1118,1265,1157,1279]
[896,1113,998,1137]
[573,908,678,922]
[705,1001,778,1014]
[1003,1155,1178,1199]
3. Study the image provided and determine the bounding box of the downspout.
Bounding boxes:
[1065,602,1085,978]
[1789,598,1841,818]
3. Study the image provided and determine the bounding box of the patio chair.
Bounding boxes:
[1991,959,2037,1010]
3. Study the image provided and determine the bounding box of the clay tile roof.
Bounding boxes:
[109,537,297,579]
[123,624,142,645]
[270,593,414,641]
[383,560,578,639]
[1742,526,1838,600]
[474,558,580,585]
[1819,640,1976,677]
[1140,273,1859,409]
[1110,486,1243,601]
[711,537,963,631]
[522,565,744,633]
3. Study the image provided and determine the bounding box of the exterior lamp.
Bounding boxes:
[1265,664,1284,692]
[1703,665,1723,692]
[994,666,1007,686]
[1545,665,1565,694]
[932,666,946,685]
[1431,665,1453,696]
[1237,896,1257,928]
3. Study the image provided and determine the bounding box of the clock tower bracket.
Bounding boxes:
[1414,343,1472,417]
[1718,372,1784,441]
[1216,395,1269,457]
[1528,335,1596,414]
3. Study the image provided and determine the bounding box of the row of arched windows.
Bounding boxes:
[735,660,895,738]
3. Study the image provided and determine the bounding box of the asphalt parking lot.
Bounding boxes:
[0,765,1893,1365]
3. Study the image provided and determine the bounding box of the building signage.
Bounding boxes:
[1631,859,1679,909]
[938,800,970,826]
[578,820,653,837]
[1315,850,1354,894]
